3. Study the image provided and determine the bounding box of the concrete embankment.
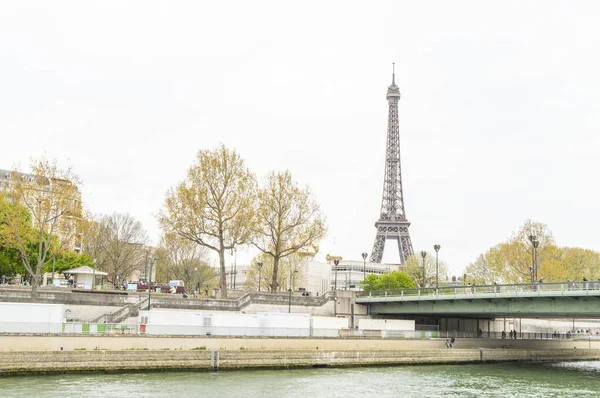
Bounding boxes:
[1,348,600,375]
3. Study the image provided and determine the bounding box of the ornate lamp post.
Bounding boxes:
[528,235,536,283]
[147,257,158,310]
[361,252,368,287]
[257,262,263,292]
[288,269,298,313]
[433,245,441,289]
[420,251,427,288]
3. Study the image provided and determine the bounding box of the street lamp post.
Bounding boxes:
[147,257,158,311]
[420,251,427,288]
[361,252,368,288]
[433,245,441,289]
[257,262,263,292]
[528,235,536,283]
[333,259,339,291]
[533,240,539,281]
[288,269,298,313]
[333,259,339,316]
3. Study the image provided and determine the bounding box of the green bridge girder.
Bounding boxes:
[356,282,600,318]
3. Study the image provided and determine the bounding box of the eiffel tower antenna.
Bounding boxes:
[369,65,414,264]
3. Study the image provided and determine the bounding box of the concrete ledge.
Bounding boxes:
[2,335,600,352]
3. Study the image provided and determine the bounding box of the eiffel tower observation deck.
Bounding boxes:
[369,64,415,264]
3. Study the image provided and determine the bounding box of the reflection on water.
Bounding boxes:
[1,361,600,398]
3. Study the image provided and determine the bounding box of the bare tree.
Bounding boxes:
[154,232,216,293]
[252,170,326,292]
[83,213,148,284]
[158,144,256,298]
[244,252,306,292]
[0,157,82,300]
[402,254,450,288]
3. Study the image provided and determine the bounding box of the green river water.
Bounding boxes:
[1,361,600,397]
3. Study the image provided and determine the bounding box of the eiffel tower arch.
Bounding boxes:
[369,64,414,264]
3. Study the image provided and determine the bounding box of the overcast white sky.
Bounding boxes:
[2,1,600,277]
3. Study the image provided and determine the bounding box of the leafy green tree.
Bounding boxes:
[362,271,415,291]
[45,251,94,274]
[0,157,82,300]
[251,170,326,292]
[0,246,25,279]
[159,144,256,298]
[0,195,32,279]
[465,219,600,284]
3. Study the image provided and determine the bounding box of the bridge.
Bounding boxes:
[356,281,600,318]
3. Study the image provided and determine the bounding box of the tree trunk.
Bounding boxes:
[219,249,228,298]
[30,271,40,302]
[271,256,280,293]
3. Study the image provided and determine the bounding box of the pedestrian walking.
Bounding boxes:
[450,336,455,348]
[445,339,450,349]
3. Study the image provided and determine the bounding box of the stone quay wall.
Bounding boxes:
[2,348,600,375]
[1,335,600,375]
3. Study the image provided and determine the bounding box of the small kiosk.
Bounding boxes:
[62,265,108,290]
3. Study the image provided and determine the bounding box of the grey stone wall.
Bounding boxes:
[2,348,600,375]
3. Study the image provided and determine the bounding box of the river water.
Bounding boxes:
[2,361,600,397]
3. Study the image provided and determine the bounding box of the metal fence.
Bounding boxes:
[0,322,594,340]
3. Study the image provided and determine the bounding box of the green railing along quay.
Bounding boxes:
[356,281,600,318]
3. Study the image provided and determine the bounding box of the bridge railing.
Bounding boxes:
[356,281,600,299]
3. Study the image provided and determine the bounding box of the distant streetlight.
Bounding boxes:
[528,235,536,283]
[257,262,263,292]
[288,269,299,313]
[147,257,158,310]
[433,245,441,289]
[361,252,368,287]
[420,251,427,288]
[533,240,539,282]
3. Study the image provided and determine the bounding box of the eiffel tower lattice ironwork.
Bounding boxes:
[369,64,414,264]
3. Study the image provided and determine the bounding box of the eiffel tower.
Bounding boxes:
[369,64,414,264]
